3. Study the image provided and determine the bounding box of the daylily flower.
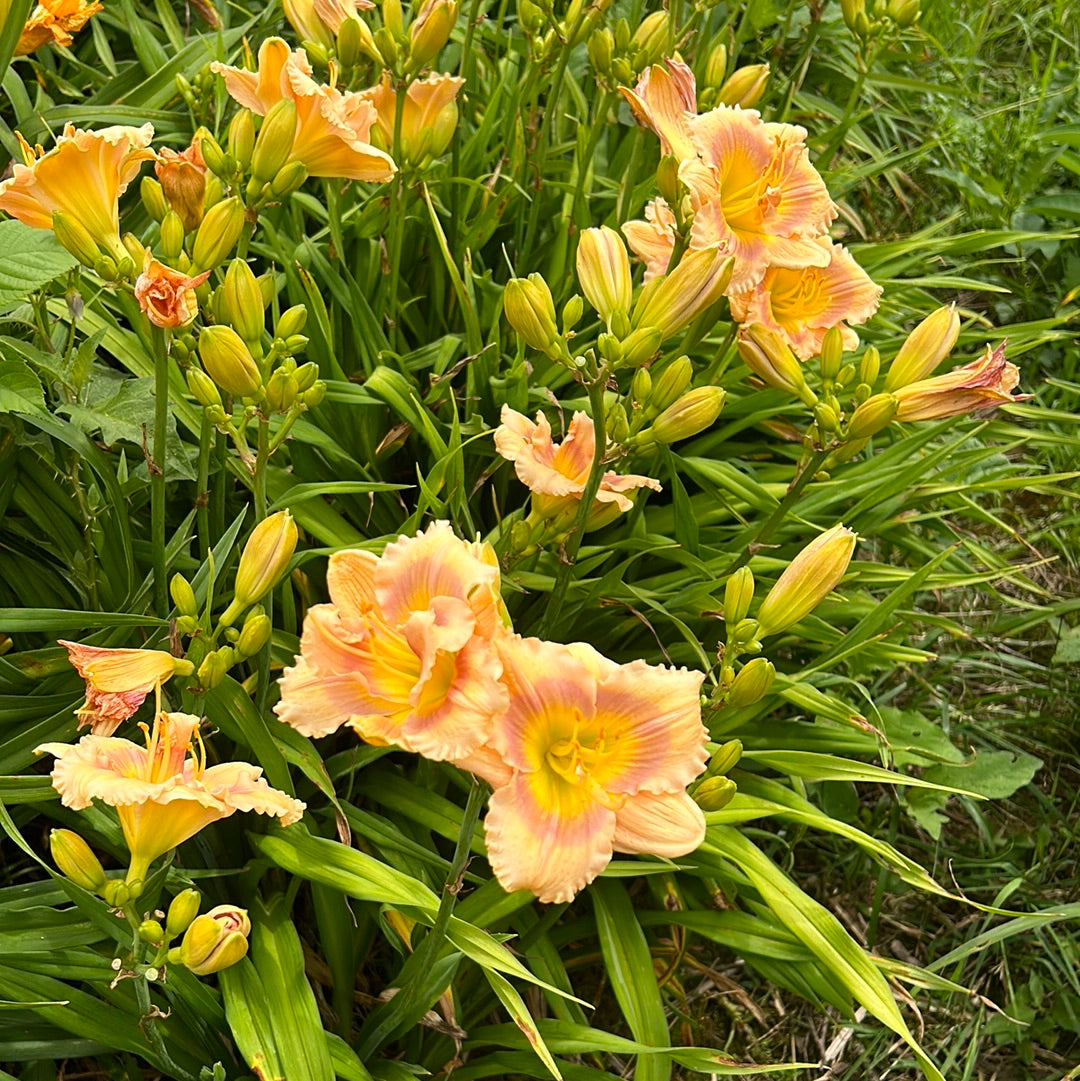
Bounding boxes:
[0,123,155,257]
[212,38,396,183]
[16,0,102,55]
[728,240,882,359]
[275,522,508,760]
[494,406,661,522]
[465,635,708,903]
[134,251,210,328]
[60,640,194,736]
[622,197,679,283]
[893,342,1027,421]
[620,57,698,160]
[362,71,464,163]
[155,138,208,233]
[37,711,305,883]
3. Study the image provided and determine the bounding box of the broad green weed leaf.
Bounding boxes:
[0,221,76,307]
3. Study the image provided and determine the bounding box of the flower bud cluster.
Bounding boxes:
[587,11,669,89]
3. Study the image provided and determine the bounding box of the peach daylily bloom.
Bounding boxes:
[622,197,678,283]
[314,0,375,32]
[363,71,464,163]
[16,0,102,55]
[0,123,154,254]
[37,711,305,883]
[494,406,661,518]
[894,342,1027,421]
[275,522,508,760]
[620,58,699,160]
[474,635,708,903]
[728,240,882,359]
[686,107,836,293]
[60,640,192,736]
[211,38,395,183]
[134,251,210,328]
[155,139,207,233]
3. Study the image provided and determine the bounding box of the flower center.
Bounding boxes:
[544,723,612,786]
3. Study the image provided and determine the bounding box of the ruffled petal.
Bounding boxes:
[612,789,705,857]
[274,655,372,737]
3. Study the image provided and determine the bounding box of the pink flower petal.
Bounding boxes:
[612,789,705,857]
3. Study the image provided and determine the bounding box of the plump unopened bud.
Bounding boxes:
[264,367,299,412]
[703,43,728,90]
[756,525,857,636]
[859,344,880,387]
[228,109,256,172]
[187,366,222,409]
[270,161,308,198]
[166,888,202,938]
[159,210,186,262]
[252,99,298,183]
[694,775,737,812]
[840,0,866,30]
[139,919,165,946]
[197,646,233,690]
[503,274,561,355]
[724,566,754,625]
[283,0,334,49]
[199,325,262,398]
[293,361,319,392]
[179,905,251,976]
[50,829,106,893]
[191,197,245,272]
[237,611,272,657]
[656,154,681,205]
[630,10,667,65]
[819,326,844,380]
[649,356,693,415]
[141,177,169,222]
[887,0,919,25]
[620,325,663,367]
[301,381,327,408]
[374,24,399,66]
[737,325,817,406]
[631,368,651,408]
[884,305,960,390]
[587,27,613,74]
[706,738,742,777]
[52,211,100,268]
[199,135,228,178]
[813,401,840,433]
[562,294,584,332]
[222,259,265,343]
[633,248,733,341]
[650,386,726,444]
[726,657,775,708]
[408,0,458,71]
[576,226,632,328]
[275,305,308,340]
[717,63,769,108]
[170,573,198,617]
[847,393,898,440]
[231,510,298,612]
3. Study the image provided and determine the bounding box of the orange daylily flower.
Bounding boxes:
[134,251,210,329]
[211,38,396,183]
[16,0,102,55]
[37,711,305,883]
[362,71,464,163]
[0,123,154,255]
[620,58,698,160]
[894,342,1027,421]
[467,635,708,903]
[728,240,882,359]
[494,406,661,523]
[60,640,193,736]
[155,138,208,233]
[275,522,508,760]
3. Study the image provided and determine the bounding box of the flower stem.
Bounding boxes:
[386,79,410,350]
[151,327,170,617]
[254,417,270,524]
[196,414,213,563]
[539,366,609,637]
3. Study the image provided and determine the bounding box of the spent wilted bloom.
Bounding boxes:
[60,641,194,736]
[275,522,509,760]
[16,0,102,55]
[37,711,305,884]
[362,71,464,163]
[755,524,857,636]
[154,138,208,234]
[459,635,708,904]
[494,406,661,518]
[893,342,1026,421]
[620,58,698,160]
[212,38,396,183]
[728,240,882,360]
[134,251,209,329]
[0,124,154,255]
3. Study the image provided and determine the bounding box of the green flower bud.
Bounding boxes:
[170,573,198,617]
[706,739,742,777]
[300,381,326,408]
[275,305,308,340]
[726,657,775,708]
[561,294,584,332]
[717,63,769,108]
[179,905,250,976]
[199,134,228,178]
[694,775,737,812]
[587,27,613,74]
[237,612,272,657]
[228,510,298,616]
[51,211,101,268]
[648,355,693,415]
[374,25,399,66]
[819,326,844,380]
[251,99,298,183]
[408,0,458,72]
[619,325,663,367]
[139,919,165,946]
[631,368,651,408]
[293,361,319,392]
[576,226,632,327]
[166,889,202,938]
[197,646,233,690]
[50,829,106,893]
[159,210,186,262]
[503,274,561,355]
[191,197,246,273]
[264,368,299,412]
[650,386,726,444]
[222,259,265,343]
[228,109,255,172]
[884,305,960,390]
[703,43,728,90]
[141,176,169,222]
[724,566,754,626]
[847,392,898,440]
[199,325,263,398]
[632,249,733,341]
[270,161,308,198]
[737,324,818,406]
[187,366,222,409]
[630,10,667,65]
[859,344,881,387]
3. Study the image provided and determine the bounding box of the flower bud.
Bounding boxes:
[252,99,298,183]
[840,0,866,30]
[228,109,256,172]
[706,738,742,777]
[237,612,272,657]
[191,197,245,272]
[139,919,165,946]
[50,829,106,893]
[51,211,101,268]
[605,400,629,443]
[231,510,298,613]
[703,43,728,89]
[726,657,775,708]
[199,326,263,398]
[587,27,613,74]
[197,646,233,690]
[166,888,202,938]
[655,154,681,206]
[718,63,769,108]
[408,0,458,71]
[293,361,319,391]
[178,905,251,976]
[576,226,632,328]
[199,134,229,178]
[503,274,561,355]
[562,294,584,331]
[597,331,622,365]
[141,177,169,222]
[270,161,308,198]
[859,344,880,387]
[737,325,818,406]
[630,10,667,65]
[724,566,754,625]
[264,368,299,412]
[301,381,327,408]
[382,0,404,39]
[620,325,663,367]
[887,0,919,25]
[813,401,840,433]
[884,305,960,390]
[648,356,693,415]
[650,386,726,444]
[170,573,198,617]
[633,249,733,341]
[756,525,857,636]
[187,366,222,409]
[222,259,265,343]
[374,25,399,66]
[846,392,898,440]
[694,776,737,812]
[159,210,186,262]
[819,326,845,380]
[283,0,334,49]
[275,304,308,340]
